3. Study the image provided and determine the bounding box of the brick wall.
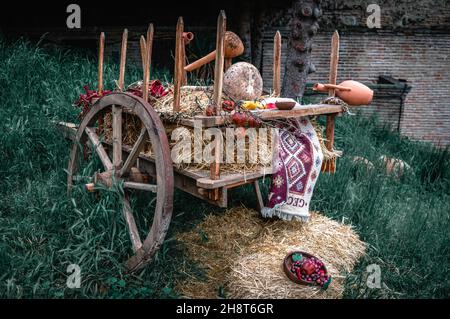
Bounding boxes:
[262,29,450,147]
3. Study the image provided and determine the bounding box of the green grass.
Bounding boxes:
[0,39,448,299]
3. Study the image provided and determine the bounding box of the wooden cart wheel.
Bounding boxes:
[67,92,174,272]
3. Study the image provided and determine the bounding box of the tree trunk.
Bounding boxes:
[282,0,321,99]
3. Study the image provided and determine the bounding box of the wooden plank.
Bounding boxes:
[118,29,128,91]
[196,169,273,189]
[123,197,143,252]
[173,17,184,112]
[213,11,226,112]
[120,126,148,176]
[179,115,227,128]
[255,104,343,120]
[273,31,281,97]
[178,104,344,128]
[85,127,113,171]
[112,105,123,168]
[124,181,157,192]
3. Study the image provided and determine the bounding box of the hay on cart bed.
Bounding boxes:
[102,85,337,174]
[175,206,366,299]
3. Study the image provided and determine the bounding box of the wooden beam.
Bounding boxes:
[124,181,157,193]
[323,30,340,174]
[255,104,343,119]
[173,17,184,112]
[120,126,148,177]
[139,36,147,74]
[213,11,226,113]
[85,127,113,171]
[118,29,128,91]
[210,135,221,180]
[273,31,281,97]
[328,31,339,98]
[112,105,123,168]
[210,10,227,184]
[142,36,149,102]
[97,32,105,133]
[123,197,143,252]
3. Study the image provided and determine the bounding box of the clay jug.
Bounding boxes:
[313,80,373,106]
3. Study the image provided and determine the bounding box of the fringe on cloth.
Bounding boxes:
[261,203,310,222]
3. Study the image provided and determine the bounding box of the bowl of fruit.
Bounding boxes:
[283,251,332,289]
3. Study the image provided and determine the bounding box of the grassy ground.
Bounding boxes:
[0,39,448,299]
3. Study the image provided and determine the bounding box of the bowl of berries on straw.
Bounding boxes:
[283,251,332,290]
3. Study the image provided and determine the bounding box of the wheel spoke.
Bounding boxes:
[112,105,122,169]
[85,127,113,171]
[120,126,147,177]
[123,195,143,252]
[124,181,157,193]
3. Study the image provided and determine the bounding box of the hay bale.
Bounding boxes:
[175,207,366,299]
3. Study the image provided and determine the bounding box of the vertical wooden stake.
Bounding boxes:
[141,24,154,102]
[98,32,105,95]
[173,17,184,112]
[210,136,221,180]
[209,135,221,201]
[322,30,340,174]
[181,36,188,85]
[140,36,147,74]
[273,31,281,97]
[97,32,105,134]
[141,36,149,102]
[328,31,339,98]
[118,29,128,91]
[213,10,226,113]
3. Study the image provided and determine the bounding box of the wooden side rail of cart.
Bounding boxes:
[58,97,345,210]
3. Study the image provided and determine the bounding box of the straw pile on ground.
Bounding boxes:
[175,206,366,299]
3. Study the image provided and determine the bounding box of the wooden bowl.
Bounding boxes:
[275,101,296,110]
[283,251,328,286]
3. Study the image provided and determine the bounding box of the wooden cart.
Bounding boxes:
[61,11,345,271]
